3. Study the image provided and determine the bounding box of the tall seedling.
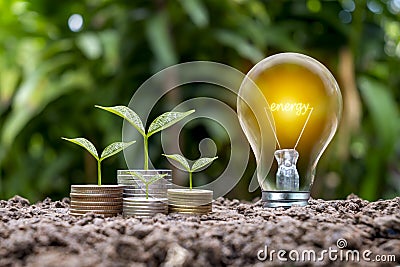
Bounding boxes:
[96,105,194,170]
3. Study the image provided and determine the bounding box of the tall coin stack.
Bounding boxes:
[117,170,171,217]
[168,189,213,215]
[69,185,123,217]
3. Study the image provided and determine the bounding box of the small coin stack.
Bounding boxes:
[69,185,123,217]
[122,197,168,218]
[168,189,213,215]
[118,170,171,218]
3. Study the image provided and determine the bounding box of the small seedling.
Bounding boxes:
[62,137,135,185]
[162,154,218,190]
[129,172,167,199]
[95,105,195,170]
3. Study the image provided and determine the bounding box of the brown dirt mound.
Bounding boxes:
[0,195,399,266]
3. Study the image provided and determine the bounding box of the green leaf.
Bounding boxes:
[76,32,102,60]
[147,110,195,137]
[359,76,399,149]
[129,171,147,184]
[62,137,99,160]
[148,173,167,185]
[191,156,218,172]
[163,154,191,172]
[179,0,209,28]
[145,12,177,68]
[214,30,264,63]
[100,140,136,161]
[95,105,146,136]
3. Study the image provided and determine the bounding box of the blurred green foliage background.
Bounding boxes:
[0,0,399,202]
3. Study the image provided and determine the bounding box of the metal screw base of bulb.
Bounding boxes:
[262,191,310,208]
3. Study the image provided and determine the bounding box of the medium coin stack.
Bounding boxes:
[168,189,213,215]
[117,170,172,199]
[122,197,168,218]
[69,185,123,217]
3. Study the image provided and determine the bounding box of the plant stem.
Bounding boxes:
[144,136,149,170]
[189,171,192,190]
[97,160,101,186]
[146,184,149,199]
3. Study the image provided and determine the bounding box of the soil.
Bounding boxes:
[0,195,399,267]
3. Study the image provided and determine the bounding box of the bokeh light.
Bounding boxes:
[68,14,83,32]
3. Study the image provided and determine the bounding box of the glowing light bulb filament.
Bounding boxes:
[265,102,314,191]
[294,107,313,149]
[275,149,299,190]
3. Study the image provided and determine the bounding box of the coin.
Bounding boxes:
[123,213,166,217]
[69,209,121,215]
[168,190,212,198]
[71,205,122,210]
[168,199,211,203]
[123,204,166,208]
[71,185,123,194]
[123,209,167,213]
[70,190,123,194]
[123,206,166,210]
[166,189,213,214]
[123,193,167,197]
[123,206,166,211]
[168,203,211,208]
[70,193,122,198]
[71,185,124,190]
[168,205,212,210]
[123,196,167,200]
[123,200,167,203]
[168,200,212,206]
[123,198,167,201]
[69,213,120,218]
[167,194,212,199]
[168,210,210,215]
[169,205,211,211]
[123,188,167,192]
[70,199,122,204]
[70,200,121,204]
[122,197,168,217]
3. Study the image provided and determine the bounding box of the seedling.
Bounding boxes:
[129,172,167,199]
[95,105,195,170]
[62,137,135,185]
[162,154,218,190]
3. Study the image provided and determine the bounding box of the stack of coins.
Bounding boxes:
[122,197,168,218]
[69,185,123,217]
[117,170,172,199]
[168,189,213,215]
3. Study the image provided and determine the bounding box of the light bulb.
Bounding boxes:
[237,53,342,208]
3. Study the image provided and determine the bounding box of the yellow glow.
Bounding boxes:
[254,63,330,154]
